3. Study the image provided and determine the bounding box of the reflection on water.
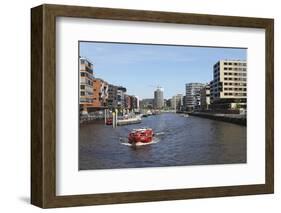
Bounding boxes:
[79,113,246,170]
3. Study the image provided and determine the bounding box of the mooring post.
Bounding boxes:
[115,109,118,127]
[104,109,107,125]
[112,112,115,128]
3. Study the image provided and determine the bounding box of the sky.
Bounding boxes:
[79,41,246,99]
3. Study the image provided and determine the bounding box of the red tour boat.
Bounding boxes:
[128,128,154,144]
[106,118,113,125]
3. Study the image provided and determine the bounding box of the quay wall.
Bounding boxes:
[189,112,246,126]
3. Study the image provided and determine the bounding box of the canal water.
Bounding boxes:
[79,113,246,170]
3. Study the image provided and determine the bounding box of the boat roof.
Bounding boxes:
[132,127,152,131]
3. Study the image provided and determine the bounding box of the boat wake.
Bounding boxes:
[154,132,165,136]
[120,137,160,147]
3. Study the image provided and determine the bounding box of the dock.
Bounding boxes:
[189,112,246,126]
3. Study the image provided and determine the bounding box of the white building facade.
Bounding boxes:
[185,83,204,111]
[210,60,247,109]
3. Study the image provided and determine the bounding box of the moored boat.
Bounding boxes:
[128,128,154,144]
[117,115,142,126]
[106,118,113,125]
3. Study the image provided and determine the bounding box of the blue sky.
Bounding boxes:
[79,42,246,99]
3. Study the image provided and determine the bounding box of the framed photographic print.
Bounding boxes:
[31,4,274,208]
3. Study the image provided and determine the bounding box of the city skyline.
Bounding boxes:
[80,41,247,99]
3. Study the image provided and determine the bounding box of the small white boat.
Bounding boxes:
[117,115,142,126]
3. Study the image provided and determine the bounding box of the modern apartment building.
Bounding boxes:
[134,96,140,111]
[171,96,176,110]
[124,94,132,110]
[185,83,204,111]
[130,95,139,111]
[140,99,154,109]
[200,84,211,110]
[92,78,109,108]
[154,87,164,109]
[117,86,127,109]
[171,94,184,111]
[210,60,247,109]
[124,95,140,111]
[107,84,118,110]
[182,96,186,110]
[79,57,94,114]
[164,99,171,108]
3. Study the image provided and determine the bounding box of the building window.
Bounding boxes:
[80,85,85,89]
[80,91,85,96]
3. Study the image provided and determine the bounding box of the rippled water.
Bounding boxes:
[79,113,246,170]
